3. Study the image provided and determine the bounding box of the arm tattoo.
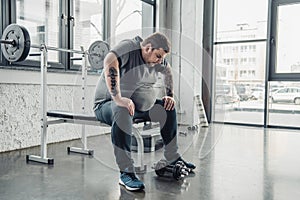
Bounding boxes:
[108,67,119,96]
[164,65,174,97]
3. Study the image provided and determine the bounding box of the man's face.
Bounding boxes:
[145,47,167,66]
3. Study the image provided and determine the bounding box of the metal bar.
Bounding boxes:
[68,147,93,155]
[47,118,109,126]
[30,44,84,55]
[27,155,54,164]
[40,45,48,159]
[0,39,15,45]
[214,39,267,45]
[26,45,54,165]
[47,119,68,125]
[70,57,82,61]
[132,127,144,170]
[29,53,41,57]
[1,40,100,56]
[81,50,88,149]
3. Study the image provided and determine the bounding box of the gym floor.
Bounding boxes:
[1,123,300,200]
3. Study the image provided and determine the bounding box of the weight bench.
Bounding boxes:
[45,110,148,173]
[25,44,148,173]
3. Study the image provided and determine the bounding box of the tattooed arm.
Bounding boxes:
[162,62,176,110]
[163,62,174,97]
[103,52,135,115]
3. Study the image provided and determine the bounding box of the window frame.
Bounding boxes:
[269,0,300,81]
[0,0,156,71]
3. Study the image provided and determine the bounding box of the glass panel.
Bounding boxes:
[141,1,154,37]
[214,42,266,124]
[73,0,103,51]
[215,0,268,42]
[268,81,300,128]
[72,0,104,71]
[16,0,60,62]
[275,3,300,73]
[213,0,268,125]
[110,0,143,46]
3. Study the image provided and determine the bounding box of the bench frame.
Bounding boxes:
[26,45,146,173]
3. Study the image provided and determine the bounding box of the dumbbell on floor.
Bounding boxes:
[154,159,190,180]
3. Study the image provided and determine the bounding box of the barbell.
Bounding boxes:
[0,23,109,69]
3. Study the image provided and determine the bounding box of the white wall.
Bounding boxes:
[158,0,204,126]
[0,69,110,152]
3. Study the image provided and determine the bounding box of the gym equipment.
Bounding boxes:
[20,43,146,172]
[179,131,187,136]
[187,125,198,131]
[0,24,109,68]
[154,159,190,180]
[0,23,146,171]
[0,24,31,62]
[131,127,161,153]
[187,95,209,130]
[88,40,110,69]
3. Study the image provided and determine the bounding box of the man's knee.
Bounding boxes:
[112,106,133,132]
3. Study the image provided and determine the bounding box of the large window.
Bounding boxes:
[267,0,300,129]
[0,0,156,71]
[110,0,155,46]
[71,0,104,70]
[213,0,269,125]
[211,0,300,129]
[275,4,300,74]
[269,0,300,80]
[16,0,60,63]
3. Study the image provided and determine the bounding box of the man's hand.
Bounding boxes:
[114,96,135,116]
[162,96,176,111]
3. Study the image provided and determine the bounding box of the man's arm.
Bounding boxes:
[103,52,135,115]
[162,63,176,110]
[164,63,174,97]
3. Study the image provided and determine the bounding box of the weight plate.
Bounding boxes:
[88,40,109,69]
[1,24,31,62]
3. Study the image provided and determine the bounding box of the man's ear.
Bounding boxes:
[145,43,152,52]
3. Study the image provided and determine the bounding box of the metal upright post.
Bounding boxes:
[40,45,48,159]
[67,49,93,155]
[132,127,146,173]
[81,51,88,150]
[26,44,54,164]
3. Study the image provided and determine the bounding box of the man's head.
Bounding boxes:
[141,32,171,66]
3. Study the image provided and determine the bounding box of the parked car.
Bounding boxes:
[251,87,264,100]
[235,84,252,101]
[215,84,240,104]
[269,87,300,104]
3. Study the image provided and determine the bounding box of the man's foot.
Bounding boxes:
[171,157,196,170]
[119,172,145,191]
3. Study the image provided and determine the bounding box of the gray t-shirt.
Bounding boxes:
[94,36,166,112]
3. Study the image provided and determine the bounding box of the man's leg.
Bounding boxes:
[95,101,144,191]
[95,101,134,172]
[147,100,180,162]
[146,99,196,169]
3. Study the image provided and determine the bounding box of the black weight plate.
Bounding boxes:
[88,40,109,69]
[18,25,31,61]
[1,24,31,62]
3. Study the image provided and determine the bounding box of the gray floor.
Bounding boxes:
[1,123,300,200]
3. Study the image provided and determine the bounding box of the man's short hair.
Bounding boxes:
[142,32,171,53]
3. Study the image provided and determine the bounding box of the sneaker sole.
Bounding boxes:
[119,179,145,191]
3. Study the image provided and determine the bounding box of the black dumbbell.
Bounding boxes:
[154,159,190,180]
